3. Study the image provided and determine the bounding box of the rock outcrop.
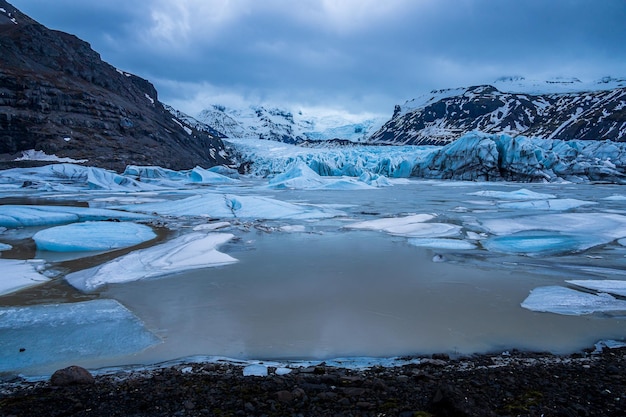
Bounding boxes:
[0,1,230,171]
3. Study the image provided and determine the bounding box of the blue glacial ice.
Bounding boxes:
[0,299,160,373]
[521,286,626,316]
[268,161,374,190]
[33,221,156,252]
[122,165,239,186]
[0,205,153,228]
[0,259,49,296]
[65,233,238,291]
[407,238,477,250]
[482,231,607,256]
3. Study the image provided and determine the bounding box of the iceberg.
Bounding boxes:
[33,222,156,252]
[521,286,626,315]
[0,259,49,296]
[65,233,238,291]
[0,205,153,228]
[0,299,160,373]
[268,161,374,190]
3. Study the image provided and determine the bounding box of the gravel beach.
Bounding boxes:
[2,346,625,416]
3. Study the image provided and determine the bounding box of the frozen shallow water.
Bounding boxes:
[1,162,626,375]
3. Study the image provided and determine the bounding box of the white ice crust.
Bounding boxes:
[0,259,49,296]
[65,233,238,291]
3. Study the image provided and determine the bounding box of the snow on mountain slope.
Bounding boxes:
[197,105,385,143]
[370,77,626,145]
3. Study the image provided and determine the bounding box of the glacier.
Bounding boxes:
[228,132,626,184]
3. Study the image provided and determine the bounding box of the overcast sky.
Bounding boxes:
[11,0,626,119]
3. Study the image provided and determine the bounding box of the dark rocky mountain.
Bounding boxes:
[369,83,626,145]
[0,0,230,172]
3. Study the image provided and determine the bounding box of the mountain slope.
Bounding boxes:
[0,0,229,171]
[197,104,385,143]
[369,81,626,145]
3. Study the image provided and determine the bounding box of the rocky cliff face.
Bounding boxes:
[0,1,229,171]
[369,84,626,145]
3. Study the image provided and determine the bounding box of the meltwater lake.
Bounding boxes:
[1,161,626,376]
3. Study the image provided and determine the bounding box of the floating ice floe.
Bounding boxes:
[117,193,343,220]
[65,233,238,291]
[483,231,606,256]
[0,259,49,296]
[566,280,626,297]
[407,238,477,250]
[481,213,626,244]
[0,299,160,373]
[0,242,12,251]
[0,205,153,228]
[497,198,596,211]
[468,188,556,200]
[345,214,461,238]
[521,286,626,315]
[33,222,156,252]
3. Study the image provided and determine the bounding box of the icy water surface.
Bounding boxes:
[2,177,626,375]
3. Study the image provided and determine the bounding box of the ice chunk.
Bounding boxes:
[0,259,49,296]
[279,225,306,233]
[468,188,556,200]
[481,213,626,240]
[268,161,325,189]
[33,222,156,252]
[483,231,605,255]
[243,364,268,377]
[0,242,13,251]
[0,299,160,373]
[65,233,238,291]
[407,238,477,250]
[497,199,596,211]
[521,286,626,315]
[118,193,342,220]
[346,214,435,231]
[0,205,152,228]
[189,167,239,184]
[566,280,626,297]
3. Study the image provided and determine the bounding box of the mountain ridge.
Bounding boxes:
[369,79,626,145]
[0,0,230,171]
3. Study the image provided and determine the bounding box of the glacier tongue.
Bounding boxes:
[229,133,626,184]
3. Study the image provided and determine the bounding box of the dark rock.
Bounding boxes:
[50,365,95,386]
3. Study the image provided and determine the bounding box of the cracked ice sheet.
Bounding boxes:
[116,193,343,220]
[521,286,626,316]
[33,222,156,252]
[566,280,626,297]
[0,205,153,228]
[0,299,160,373]
[345,214,462,238]
[0,259,49,296]
[65,233,238,292]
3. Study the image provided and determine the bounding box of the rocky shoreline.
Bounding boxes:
[1,346,625,416]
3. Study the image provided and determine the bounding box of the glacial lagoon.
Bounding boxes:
[1,161,626,376]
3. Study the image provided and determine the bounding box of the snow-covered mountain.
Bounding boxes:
[197,105,386,143]
[369,77,626,145]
